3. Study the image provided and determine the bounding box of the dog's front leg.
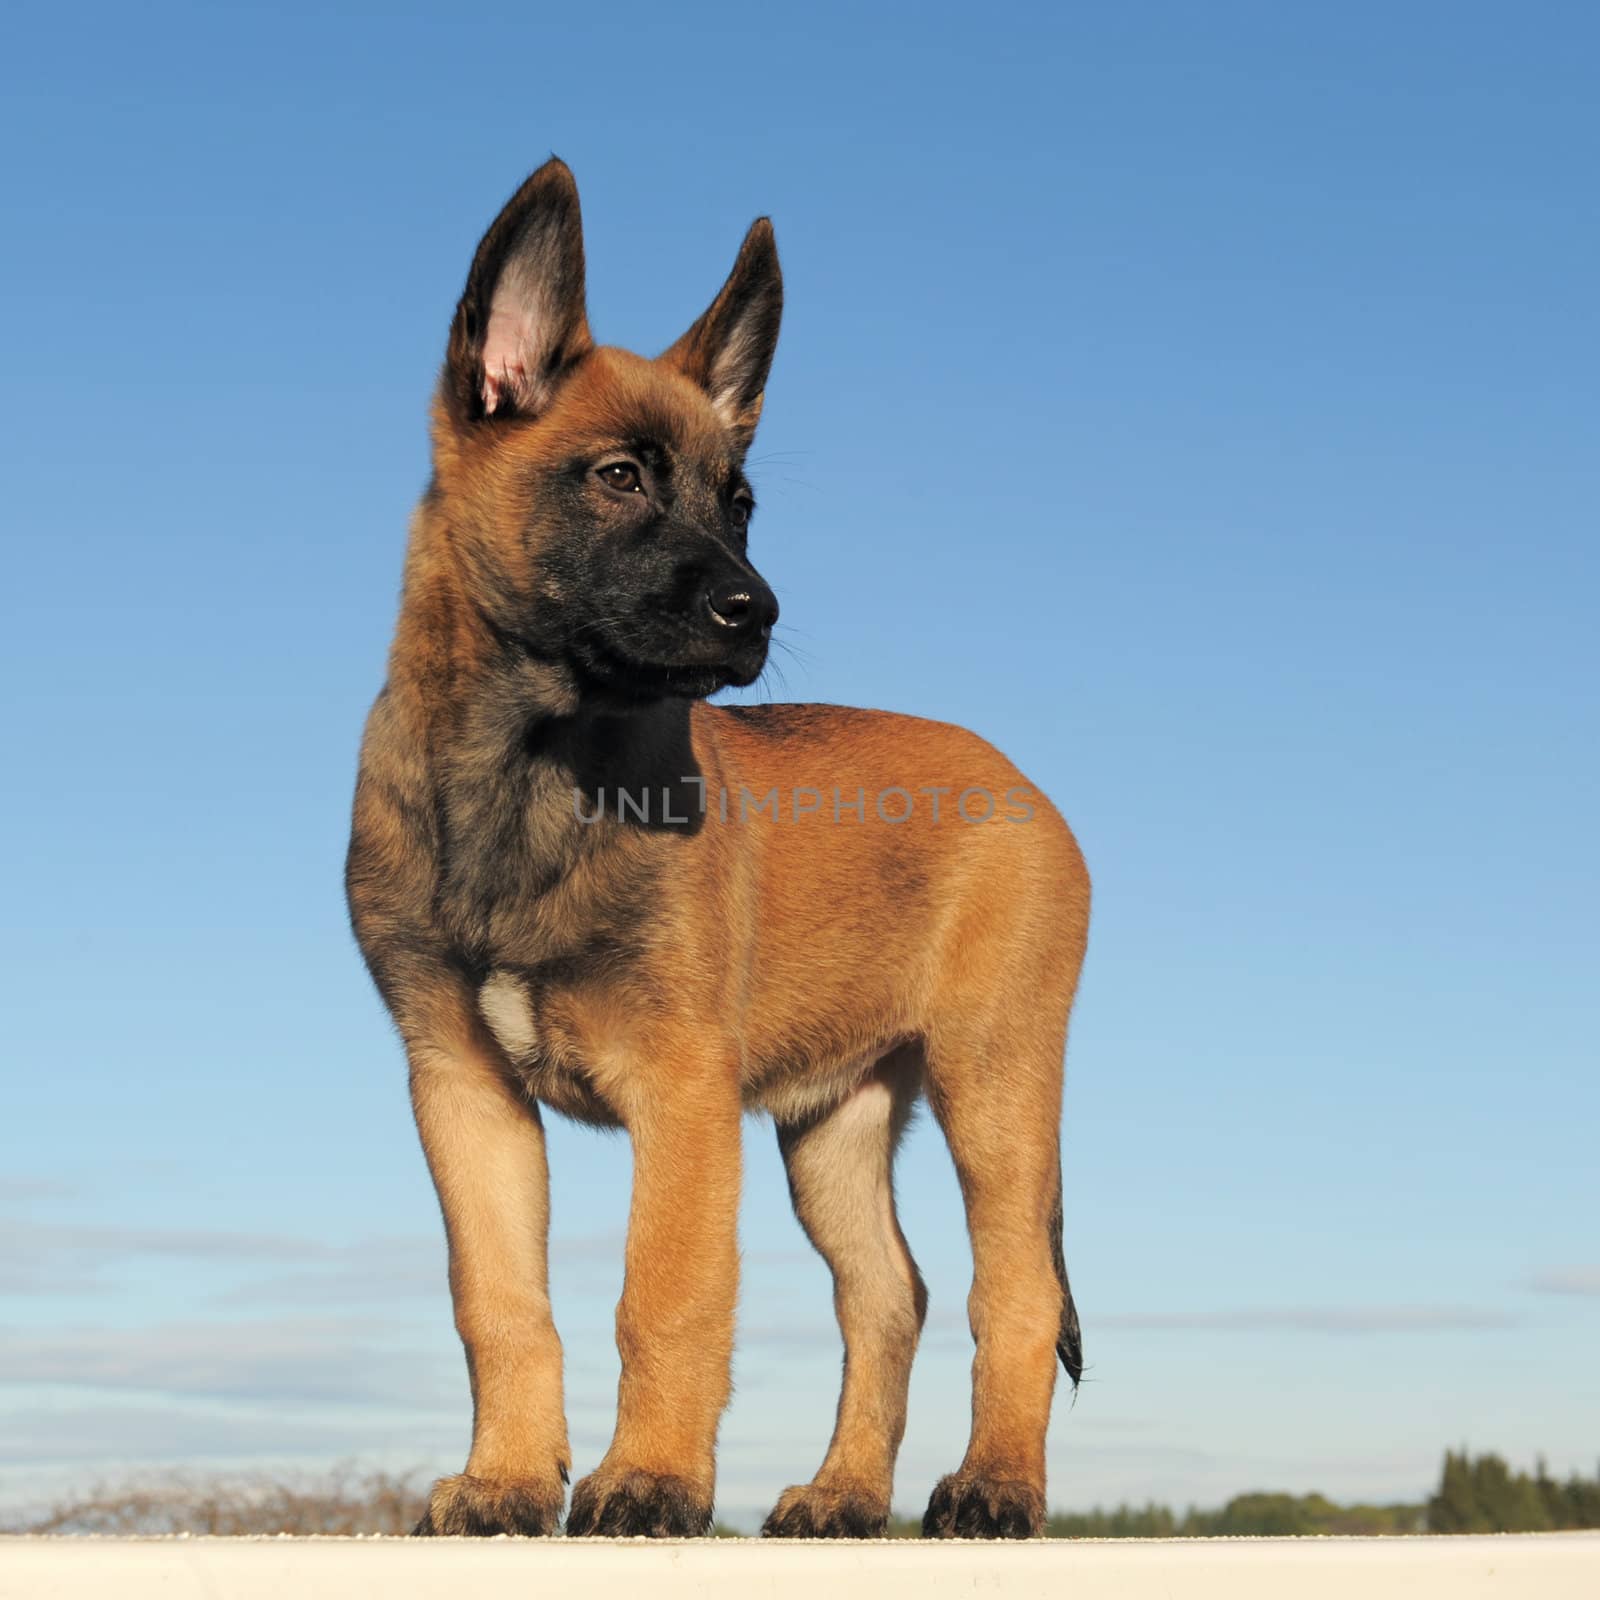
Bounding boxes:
[409,1020,570,1536]
[566,1060,742,1537]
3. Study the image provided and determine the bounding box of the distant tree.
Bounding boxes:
[1046,1502,1177,1537]
[1426,1448,1598,1533]
[1200,1493,1317,1536]
[1472,1452,1517,1530]
[1570,1462,1600,1528]
[1428,1448,1483,1533]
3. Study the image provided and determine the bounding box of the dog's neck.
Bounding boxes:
[384,503,706,957]
[393,563,696,785]
[390,498,707,777]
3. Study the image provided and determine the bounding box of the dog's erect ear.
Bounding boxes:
[663,219,782,447]
[446,158,593,421]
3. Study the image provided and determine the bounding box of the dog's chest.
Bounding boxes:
[435,766,581,951]
[475,966,623,1127]
[478,969,541,1060]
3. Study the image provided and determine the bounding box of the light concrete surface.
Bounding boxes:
[2,1533,1598,1598]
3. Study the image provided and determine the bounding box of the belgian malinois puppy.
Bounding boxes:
[347,158,1089,1540]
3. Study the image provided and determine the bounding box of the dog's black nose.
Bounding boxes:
[707,579,779,635]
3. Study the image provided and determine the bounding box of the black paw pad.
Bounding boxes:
[565,1470,711,1538]
[412,1473,562,1537]
[762,1486,887,1538]
[921,1473,1043,1539]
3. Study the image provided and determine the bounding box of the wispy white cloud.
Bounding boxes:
[731,1300,1520,1348]
[0,1318,456,1409]
[1524,1266,1600,1297]
[0,1177,79,1204]
[17,1222,324,1261]
[0,1259,109,1297]
[742,1247,817,1269]
[1097,1305,1516,1333]
[0,1402,462,1466]
[2,1216,627,1307]
[212,1228,623,1309]
[208,1244,442,1309]
[738,1319,840,1353]
[0,1226,449,1328]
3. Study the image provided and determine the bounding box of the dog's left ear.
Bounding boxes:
[663,219,782,447]
[446,157,593,422]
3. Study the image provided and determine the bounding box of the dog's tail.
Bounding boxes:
[1049,1176,1083,1390]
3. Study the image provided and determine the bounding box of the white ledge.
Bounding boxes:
[2,1532,1597,1599]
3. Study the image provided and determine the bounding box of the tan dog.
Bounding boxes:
[346,158,1089,1539]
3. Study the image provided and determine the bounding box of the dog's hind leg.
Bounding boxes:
[762,1047,927,1538]
[920,1006,1075,1539]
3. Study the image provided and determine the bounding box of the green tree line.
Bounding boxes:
[1426,1449,1600,1533]
[890,1450,1600,1538]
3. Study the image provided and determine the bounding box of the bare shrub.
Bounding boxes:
[10,1463,428,1536]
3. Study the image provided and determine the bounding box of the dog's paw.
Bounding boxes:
[565,1467,711,1537]
[412,1472,564,1536]
[761,1481,888,1538]
[921,1472,1044,1539]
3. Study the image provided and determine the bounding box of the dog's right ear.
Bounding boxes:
[445,158,593,423]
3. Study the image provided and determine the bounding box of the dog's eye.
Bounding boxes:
[731,493,754,529]
[597,461,643,494]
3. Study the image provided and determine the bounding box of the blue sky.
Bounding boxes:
[1,1,1596,1527]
